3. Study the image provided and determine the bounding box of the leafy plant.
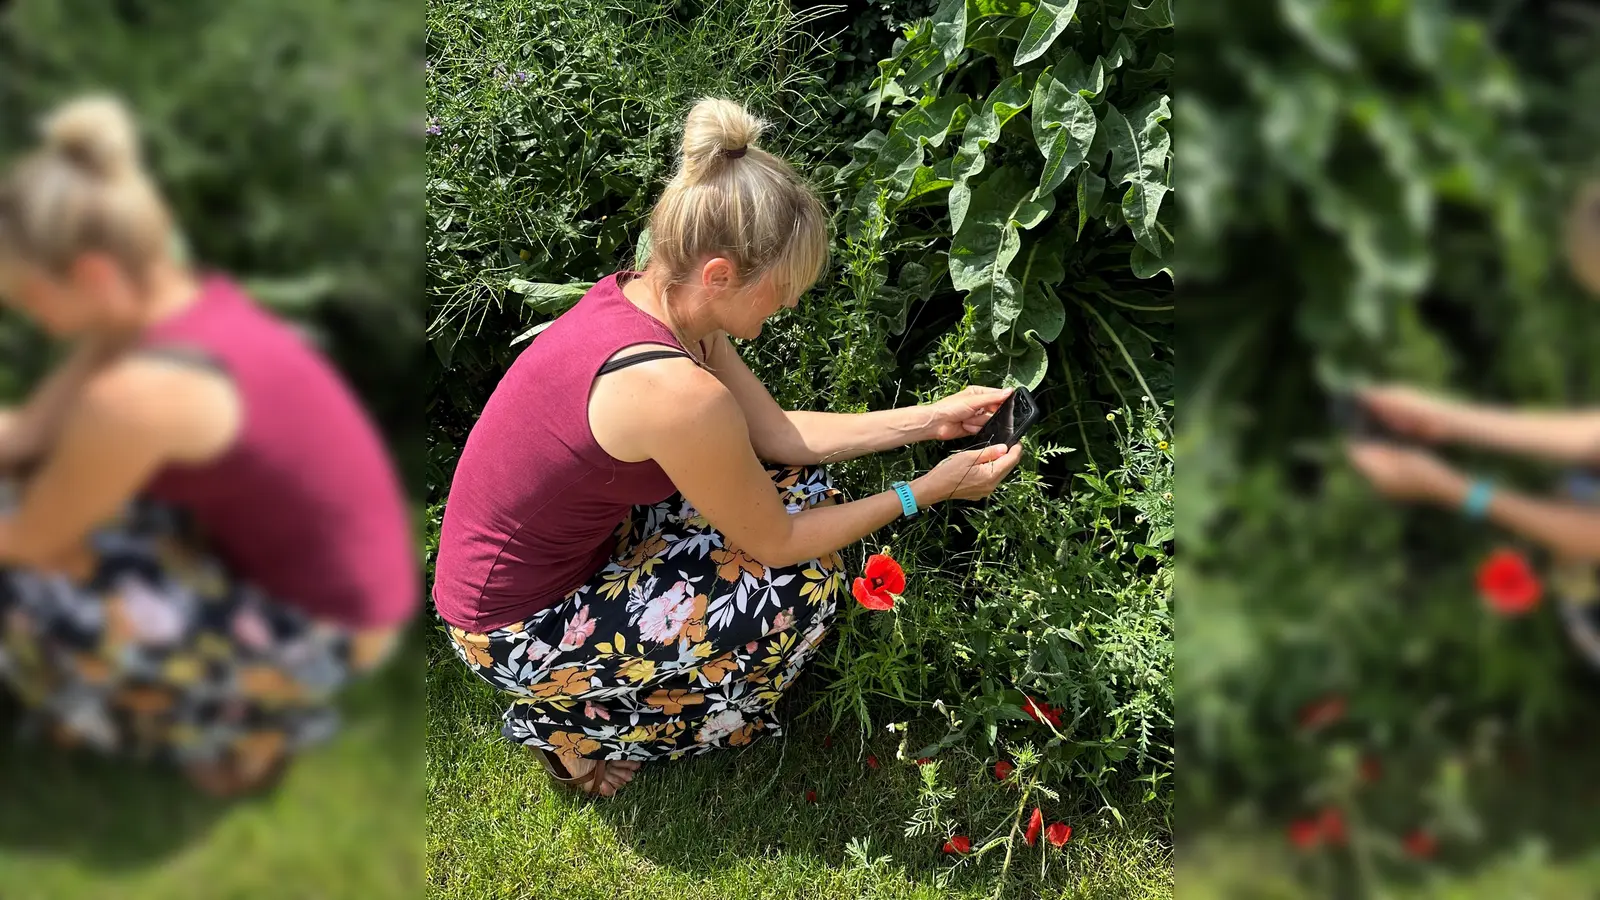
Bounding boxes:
[1181,0,1600,889]
[0,0,422,477]
[836,0,1173,391]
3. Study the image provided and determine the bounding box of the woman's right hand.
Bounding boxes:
[1359,385,1465,443]
[913,443,1024,505]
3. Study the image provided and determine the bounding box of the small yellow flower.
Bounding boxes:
[1105,413,1115,421]
[518,249,531,260]
[1158,441,1169,450]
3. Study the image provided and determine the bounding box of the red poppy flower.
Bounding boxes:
[1025,807,1044,846]
[1045,823,1071,848]
[804,789,817,804]
[1477,549,1542,616]
[852,553,905,610]
[994,760,1014,781]
[1022,696,1063,727]
[1317,808,1347,847]
[1287,818,1321,850]
[1297,694,1347,732]
[867,755,880,769]
[916,757,934,765]
[942,835,971,854]
[1402,829,1437,859]
[1359,755,1382,784]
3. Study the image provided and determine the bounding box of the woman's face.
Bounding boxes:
[0,254,138,338]
[700,258,796,341]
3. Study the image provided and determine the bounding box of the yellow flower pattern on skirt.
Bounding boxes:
[447,465,846,762]
[0,498,359,767]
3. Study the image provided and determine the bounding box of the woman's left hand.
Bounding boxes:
[922,385,1013,442]
[1347,440,1470,507]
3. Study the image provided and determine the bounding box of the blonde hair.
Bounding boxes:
[647,97,829,305]
[0,95,173,276]
[1568,180,1600,296]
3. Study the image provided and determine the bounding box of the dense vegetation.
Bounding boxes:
[1182,0,1600,891]
[426,8,1173,890]
[0,0,422,478]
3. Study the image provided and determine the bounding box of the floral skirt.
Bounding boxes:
[0,494,362,770]
[447,464,848,767]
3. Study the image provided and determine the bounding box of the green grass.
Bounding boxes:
[0,626,425,900]
[1179,715,1600,899]
[426,631,1171,900]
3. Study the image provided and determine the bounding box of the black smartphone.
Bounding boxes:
[1328,388,1408,444]
[955,385,1040,452]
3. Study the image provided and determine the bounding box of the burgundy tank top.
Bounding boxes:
[139,275,418,629]
[434,271,692,632]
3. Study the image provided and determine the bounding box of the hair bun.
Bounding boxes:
[42,95,141,178]
[679,97,764,185]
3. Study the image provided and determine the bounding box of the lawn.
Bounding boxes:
[1178,710,1600,900]
[0,626,425,900]
[425,630,1171,900]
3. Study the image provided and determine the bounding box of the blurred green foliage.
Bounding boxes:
[1181,0,1600,887]
[0,0,423,483]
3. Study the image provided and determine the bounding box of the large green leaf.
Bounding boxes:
[1014,0,1078,66]
[1002,330,1050,389]
[950,74,1031,233]
[836,129,887,185]
[1016,282,1067,344]
[1061,52,1107,98]
[1033,66,1097,201]
[950,167,1056,343]
[898,159,956,210]
[1077,165,1105,238]
[1104,95,1171,255]
[875,93,970,201]
[1122,0,1172,32]
[507,279,593,313]
[969,0,1038,19]
[905,0,967,90]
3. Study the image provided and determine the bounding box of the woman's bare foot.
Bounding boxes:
[184,749,288,799]
[550,755,642,797]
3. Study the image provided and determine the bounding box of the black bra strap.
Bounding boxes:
[597,349,694,376]
[135,345,230,376]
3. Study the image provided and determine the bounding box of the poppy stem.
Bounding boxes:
[990,781,1032,900]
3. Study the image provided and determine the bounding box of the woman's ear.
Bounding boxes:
[700,257,736,292]
[68,252,128,298]
[1567,180,1600,296]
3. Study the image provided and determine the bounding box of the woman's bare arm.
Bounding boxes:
[608,362,1017,569]
[0,338,122,470]
[703,334,940,465]
[0,357,238,569]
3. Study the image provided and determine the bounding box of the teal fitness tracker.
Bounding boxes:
[892,481,918,518]
[1463,479,1494,519]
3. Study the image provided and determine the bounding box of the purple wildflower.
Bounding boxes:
[426,117,442,137]
[514,71,530,83]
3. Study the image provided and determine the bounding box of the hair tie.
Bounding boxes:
[721,146,747,159]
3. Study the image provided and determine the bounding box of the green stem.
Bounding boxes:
[1060,342,1098,471]
[1094,290,1173,312]
[989,782,1034,900]
[1078,297,1157,403]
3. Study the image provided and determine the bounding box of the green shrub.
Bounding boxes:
[0,0,422,473]
[1182,0,1600,887]
[425,0,1175,854]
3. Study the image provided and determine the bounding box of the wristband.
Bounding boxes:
[892,481,919,518]
[1462,479,1495,520]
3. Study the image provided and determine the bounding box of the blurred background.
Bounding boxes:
[1180,0,1600,897]
[0,1,423,898]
